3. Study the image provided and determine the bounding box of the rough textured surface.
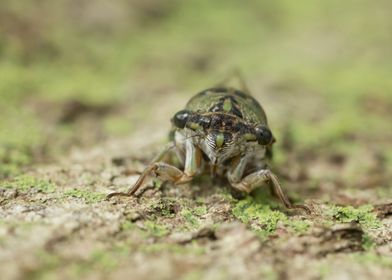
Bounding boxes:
[1,1,392,279]
[1,112,391,279]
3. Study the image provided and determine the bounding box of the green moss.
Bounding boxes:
[180,206,207,230]
[285,219,311,234]
[144,220,170,237]
[216,187,238,202]
[176,204,213,232]
[362,233,375,251]
[0,175,56,193]
[63,188,105,203]
[232,196,310,238]
[194,205,208,216]
[182,209,199,228]
[146,198,176,218]
[232,197,287,238]
[325,204,382,229]
[251,187,282,209]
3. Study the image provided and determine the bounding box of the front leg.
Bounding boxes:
[227,158,310,213]
[106,139,201,199]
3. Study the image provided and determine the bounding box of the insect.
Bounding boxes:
[107,74,310,213]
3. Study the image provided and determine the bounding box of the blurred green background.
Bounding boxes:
[0,0,391,185]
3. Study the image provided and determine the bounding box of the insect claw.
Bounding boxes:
[105,192,132,200]
[291,204,312,215]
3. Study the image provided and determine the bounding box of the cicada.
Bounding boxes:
[107,74,310,213]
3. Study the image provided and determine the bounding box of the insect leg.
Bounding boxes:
[106,139,201,199]
[228,167,310,214]
[227,155,249,184]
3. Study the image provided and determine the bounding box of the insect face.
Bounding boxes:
[172,110,268,164]
[199,130,238,164]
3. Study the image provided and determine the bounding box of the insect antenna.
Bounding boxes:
[183,133,204,141]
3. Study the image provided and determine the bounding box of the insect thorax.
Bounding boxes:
[185,87,268,125]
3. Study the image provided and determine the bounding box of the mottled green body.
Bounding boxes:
[186,87,268,125]
[107,85,310,213]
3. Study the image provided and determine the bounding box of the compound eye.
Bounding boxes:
[254,125,273,145]
[172,110,191,129]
